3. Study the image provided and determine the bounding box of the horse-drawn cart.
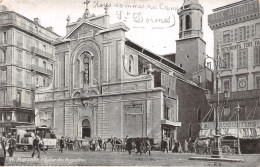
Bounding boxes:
[221,139,238,154]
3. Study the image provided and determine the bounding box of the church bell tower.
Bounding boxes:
[176,0,206,79]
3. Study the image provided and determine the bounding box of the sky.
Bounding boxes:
[1,0,240,56]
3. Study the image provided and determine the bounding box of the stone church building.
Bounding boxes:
[35,0,210,145]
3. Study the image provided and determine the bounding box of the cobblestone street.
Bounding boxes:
[3,150,260,166]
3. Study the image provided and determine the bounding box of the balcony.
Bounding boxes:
[15,60,23,67]
[16,81,23,87]
[46,69,53,75]
[21,103,33,109]
[0,12,58,43]
[31,64,52,76]
[16,41,23,47]
[179,29,202,39]
[0,81,7,86]
[26,83,32,89]
[210,89,260,102]
[31,47,54,60]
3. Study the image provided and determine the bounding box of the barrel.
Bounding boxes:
[24,138,28,144]
[28,137,33,145]
[24,132,35,138]
[21,137,25,143]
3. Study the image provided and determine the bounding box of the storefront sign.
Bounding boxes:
[208,0,259,25]
[221,39,260,53]
[0,122,14,127]
[161,120,181,126]
[201,120,260,129]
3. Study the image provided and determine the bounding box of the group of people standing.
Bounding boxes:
[161,138,196,153]
[0,135,17,157]
[125,136,151,155]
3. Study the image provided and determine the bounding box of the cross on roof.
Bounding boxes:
[84,0,90,8]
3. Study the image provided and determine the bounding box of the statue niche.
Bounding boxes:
[82,56,90,84]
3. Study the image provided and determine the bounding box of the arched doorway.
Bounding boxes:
[82,119,91,138]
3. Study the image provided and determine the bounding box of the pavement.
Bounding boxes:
[3,149,260,166]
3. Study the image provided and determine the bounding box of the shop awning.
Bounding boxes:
[199,120,260,139]
[161,120,181,126]
[199,128,260,139]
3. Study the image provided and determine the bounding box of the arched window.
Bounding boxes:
[82,119,90,127]
[200,17,202,30]
[74,59,80,87]
[129,55,134,73]
[82,119,91,138]
[198,108,202,123]
[188,123,192,138]
[0,50,5,63]
[186,15,191,30]
[180,18,183,31]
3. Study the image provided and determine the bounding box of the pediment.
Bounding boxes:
[64,21,104,40]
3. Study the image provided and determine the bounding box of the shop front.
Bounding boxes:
[199,120,260,153]
[161,120,181,150]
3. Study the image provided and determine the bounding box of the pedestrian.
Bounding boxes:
[161,139,168,153]
[103,138,107,151]
[39,139,45,153]
[135,138,142,155]
[145,139,151,155]
[98,137,102,150]
[8,136,16,157]
[125,136,132,155]
[65,137,69,151]
[178,141,183,153]
[32,136,40,158]
[112,137,117,151]
[59,136,65,153]
[0,136,6,158]
[184,139,188,153]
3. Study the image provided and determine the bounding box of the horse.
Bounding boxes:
[107,138,125,151]
[193,138,211,154]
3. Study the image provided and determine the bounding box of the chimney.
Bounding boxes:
[46,27,53,31]
[34,18,41,25]
[0,5,8,12]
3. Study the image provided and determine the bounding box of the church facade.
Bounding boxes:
[34,0,210,147]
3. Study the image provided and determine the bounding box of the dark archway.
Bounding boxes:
[82,119,91,138]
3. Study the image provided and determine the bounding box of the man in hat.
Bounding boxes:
[32,136,40,158]
[8,136,16,157]
[59,136,65,153]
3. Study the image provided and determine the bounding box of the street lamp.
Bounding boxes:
[204,53,228,158]
[234,103,241,154]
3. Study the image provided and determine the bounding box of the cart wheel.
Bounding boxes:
[74,145,79,151]
[23,146,28,152]
[222,145,231,155]
[231,148,236,154]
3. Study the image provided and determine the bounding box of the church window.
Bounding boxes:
[129,55,134,73]
[200,17,202,30]
[197,108,202,123]
[0,49,5,63]
[180,18,183,31]
[186,15,191,30]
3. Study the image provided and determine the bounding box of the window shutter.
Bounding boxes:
[230,30,233,43]
[230,53,233,68]
[246,26,250,39]
[234,28,238,42]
